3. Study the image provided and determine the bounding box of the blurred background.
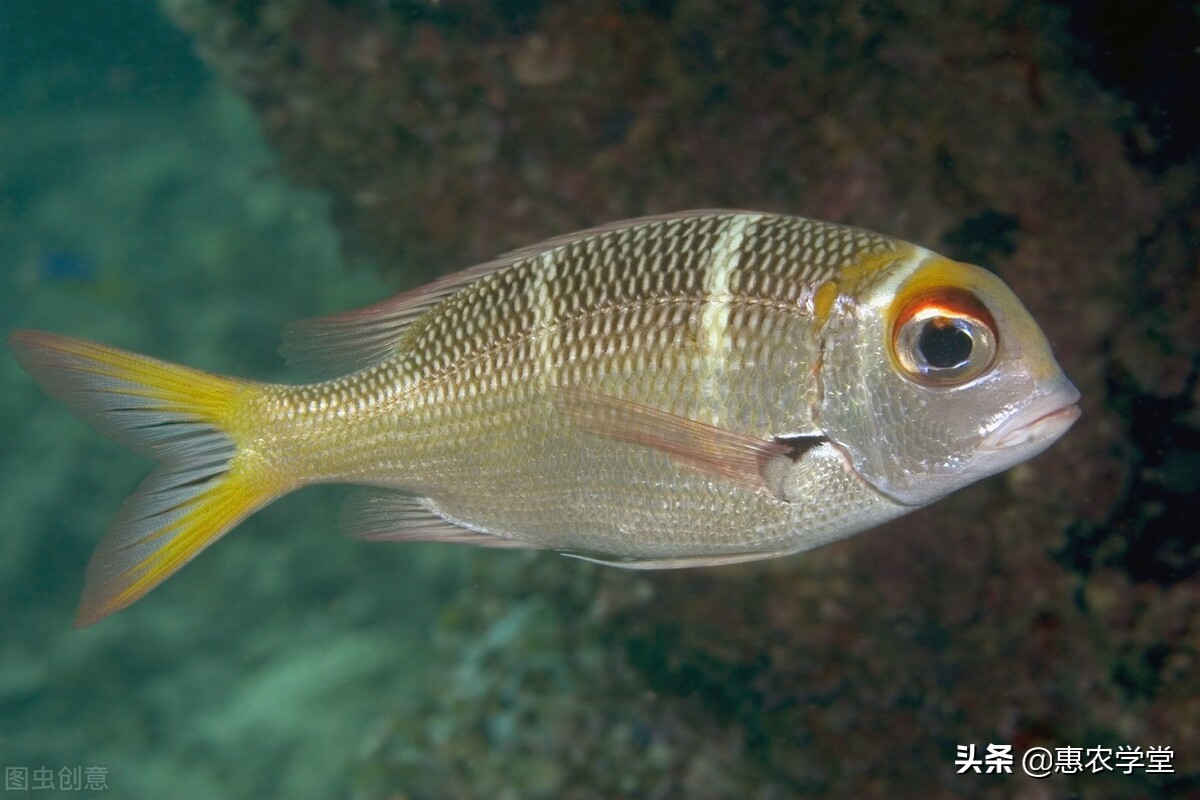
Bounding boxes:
[0,1,1196,797]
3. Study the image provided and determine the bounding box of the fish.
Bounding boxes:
[7,210,1080,626]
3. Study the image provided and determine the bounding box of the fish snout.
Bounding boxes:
[980,381,1081,452]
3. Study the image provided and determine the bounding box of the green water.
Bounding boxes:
[0,3,471,797]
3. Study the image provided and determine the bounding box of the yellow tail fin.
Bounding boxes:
[8,330,282,627]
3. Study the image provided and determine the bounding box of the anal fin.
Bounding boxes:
[341,490,536,548]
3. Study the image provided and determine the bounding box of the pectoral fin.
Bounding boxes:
[553,387,790,493]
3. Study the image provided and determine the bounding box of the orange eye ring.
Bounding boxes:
[892,288,998,387]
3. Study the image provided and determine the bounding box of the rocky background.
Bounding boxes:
[159,0,1198,797]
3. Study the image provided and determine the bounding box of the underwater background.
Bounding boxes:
[1,1,1196,798]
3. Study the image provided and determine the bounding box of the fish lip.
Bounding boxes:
[981,389,1081,451]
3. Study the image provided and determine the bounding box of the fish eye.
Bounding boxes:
[892,288,998,387]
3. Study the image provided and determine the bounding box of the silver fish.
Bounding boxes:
[8,210,1080,625]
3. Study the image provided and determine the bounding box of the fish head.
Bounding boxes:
[817,251,1080,507]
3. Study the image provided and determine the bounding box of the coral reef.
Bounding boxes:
[156,0,1199,796]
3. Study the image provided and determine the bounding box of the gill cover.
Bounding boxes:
[817,251,1079,506]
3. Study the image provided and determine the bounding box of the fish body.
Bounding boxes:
[8,211,1080,625]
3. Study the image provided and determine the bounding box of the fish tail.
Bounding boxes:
[8,330,286,626]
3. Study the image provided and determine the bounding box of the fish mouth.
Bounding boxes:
[981,388,1081,452]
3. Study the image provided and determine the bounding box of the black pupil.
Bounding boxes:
[919,318,973,369]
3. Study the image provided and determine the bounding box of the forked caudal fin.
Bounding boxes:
[7,331,284,627]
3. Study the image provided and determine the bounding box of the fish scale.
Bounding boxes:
[8,210,1079,625]
[255,213,911,550]
[410,214,876,422]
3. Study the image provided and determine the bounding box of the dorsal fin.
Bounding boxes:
[280,259,506,376]
[280,210,758,376]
